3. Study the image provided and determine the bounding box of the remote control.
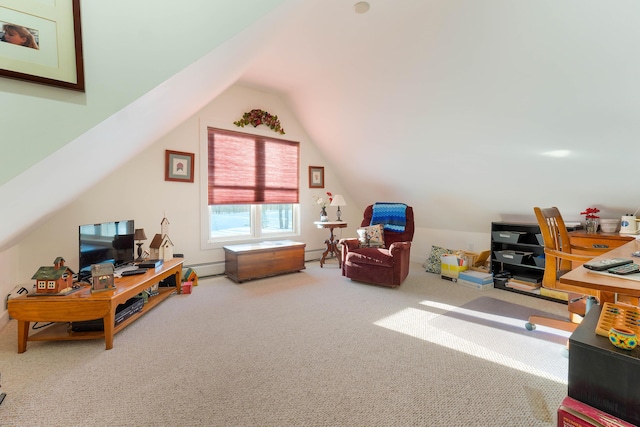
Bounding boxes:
[608,263,640,275]
[121,268,146,276]
[583,258,634,271]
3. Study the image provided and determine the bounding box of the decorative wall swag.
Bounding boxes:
[234,109,285,134]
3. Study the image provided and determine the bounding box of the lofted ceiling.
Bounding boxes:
[2,0,640,253]
[238,0,640,231]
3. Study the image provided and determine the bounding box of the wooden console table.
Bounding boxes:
[223,240,306,283]
[7,258,184,353]
[314,221,348,268]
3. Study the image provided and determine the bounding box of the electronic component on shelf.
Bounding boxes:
[121,268,146,276]
[608,263,640,275]
[584,258,634,271]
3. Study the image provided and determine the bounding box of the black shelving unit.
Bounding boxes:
[490,221,570,304]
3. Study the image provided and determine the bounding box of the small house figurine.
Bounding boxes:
[159,234,174,261]
[91,263,115,293]
[32,257,74,294]
[149,233,163,260]
[148,215,175,261]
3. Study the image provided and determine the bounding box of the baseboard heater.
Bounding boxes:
[187,250,325,279]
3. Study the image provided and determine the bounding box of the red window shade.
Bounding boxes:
[208,128,299,205]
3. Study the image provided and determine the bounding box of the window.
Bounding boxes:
[206,128,299,242]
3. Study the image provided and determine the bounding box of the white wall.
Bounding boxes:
[0,84,363,324]
[0,0,287,186]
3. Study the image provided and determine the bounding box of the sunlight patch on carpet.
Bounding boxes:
[374,302,568,384]
[419,299,572,343]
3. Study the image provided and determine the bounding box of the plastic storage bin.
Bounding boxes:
[494,250,532,264]
[492,231,526,244]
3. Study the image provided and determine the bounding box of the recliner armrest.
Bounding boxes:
[340,238,360,252]
[388,241,411,256]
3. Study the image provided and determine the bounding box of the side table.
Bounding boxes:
[314,221,348,268]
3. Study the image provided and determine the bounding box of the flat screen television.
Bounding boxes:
[78,219,135,281]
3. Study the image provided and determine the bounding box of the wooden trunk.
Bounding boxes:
[223,241,306,283]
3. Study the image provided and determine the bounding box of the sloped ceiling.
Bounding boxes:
[2,0,640,252]
[239,0,640,230]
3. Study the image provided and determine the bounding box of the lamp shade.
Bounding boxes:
[134,228,147,241]
[330,194,347,207]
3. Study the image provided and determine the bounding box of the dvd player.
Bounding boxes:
[71,296,144,332]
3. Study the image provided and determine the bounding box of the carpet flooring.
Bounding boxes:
[0,262,572,426]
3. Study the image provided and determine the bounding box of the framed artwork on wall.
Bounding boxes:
[309,166,324,188]
[165,150,194,183]
[0,0,85,91]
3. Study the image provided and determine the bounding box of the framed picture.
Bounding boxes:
[0,0,85,91]
[309,166,324,188]
[165,150,195,183]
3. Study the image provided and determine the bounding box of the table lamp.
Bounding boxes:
[330,194,347,221]
[134,228,147,259]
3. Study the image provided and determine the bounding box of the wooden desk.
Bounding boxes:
[569,230,634,256]
[8,258,184,353]
[560,239,640,301]
[314,221,348,268]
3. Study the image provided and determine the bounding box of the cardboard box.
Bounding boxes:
[440,254,468,279]
[462,250,490,270]
[457,279,493,291]
[458,270,493,285]
[557,396,636,427]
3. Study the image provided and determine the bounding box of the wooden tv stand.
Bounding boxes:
[7,258,184,353]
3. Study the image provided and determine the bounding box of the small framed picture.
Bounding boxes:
[309,166,324,188]
[165,150,194,183]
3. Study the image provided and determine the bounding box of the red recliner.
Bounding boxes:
[341,205,414,287]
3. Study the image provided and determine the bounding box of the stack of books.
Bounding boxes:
[505,278,541,294]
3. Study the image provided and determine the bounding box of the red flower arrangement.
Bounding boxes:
[314,192,333,208]
[233,109,285,134]
[580,207,600,219]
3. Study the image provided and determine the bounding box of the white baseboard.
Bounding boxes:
[0,311,10,331]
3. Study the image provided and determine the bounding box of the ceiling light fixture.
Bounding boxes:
[542,150,571,158]
[354,1,370,14]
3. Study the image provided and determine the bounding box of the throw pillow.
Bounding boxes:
[357,224,385,248]
[423,245,454,274]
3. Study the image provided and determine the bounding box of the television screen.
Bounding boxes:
[79,219,135,280]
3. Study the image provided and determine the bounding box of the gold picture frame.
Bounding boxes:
[0,0,84,91]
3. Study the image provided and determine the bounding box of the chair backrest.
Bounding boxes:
[534,206,574,288]
[361,204,415,246]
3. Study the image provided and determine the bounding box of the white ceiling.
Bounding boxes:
[238,0,640,231]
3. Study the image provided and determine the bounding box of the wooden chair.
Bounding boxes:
[526,207,610,333]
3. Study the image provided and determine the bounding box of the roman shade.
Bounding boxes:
[207,128,299,205]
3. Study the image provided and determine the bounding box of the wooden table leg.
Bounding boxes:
[17,320,29,353]
[320,238,330,268]
[103,309,116,350]
[320,227,341,268]
[334,239,342,268]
